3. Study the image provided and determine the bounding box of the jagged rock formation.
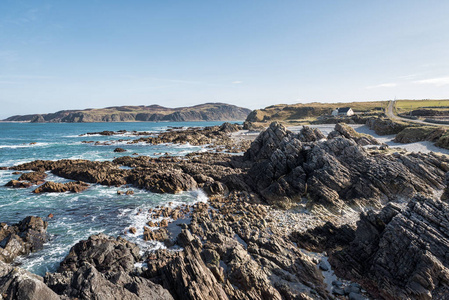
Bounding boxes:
[0,217,48,263]
[329,196,449,299]
[44,234,173,300]
[243,122,449,209]
[4,103,251,123]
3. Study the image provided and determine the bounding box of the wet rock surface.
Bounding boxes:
[0,217,48,264]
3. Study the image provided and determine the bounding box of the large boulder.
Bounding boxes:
[0,216,48,263]
[45,262,173,300]
[57,234,140,274]
[128,170,198,194]
[45,234,173,300]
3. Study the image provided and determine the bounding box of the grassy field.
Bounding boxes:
[395,99,449,112]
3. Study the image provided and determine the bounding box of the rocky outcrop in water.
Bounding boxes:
[11,152,244,196]
[10,122,449,211]
[18,172,47,185]
[32,181,89,193]
[5,171,47,188]
[328,196,449,299]
[0,217,48,263]
[4,180,32,188]
[129,122,248,153]
[243,122,449,209]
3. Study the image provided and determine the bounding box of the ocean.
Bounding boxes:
[0,121,226,275]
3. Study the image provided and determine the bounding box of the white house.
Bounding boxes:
[331,107,354,116]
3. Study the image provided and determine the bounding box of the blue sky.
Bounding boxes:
[1,0,449,118]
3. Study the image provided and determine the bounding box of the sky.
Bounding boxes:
[0,0,449,119]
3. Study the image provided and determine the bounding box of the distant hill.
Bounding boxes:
[4,103,252,123]
[245,101,387,124]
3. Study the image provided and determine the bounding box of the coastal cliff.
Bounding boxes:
[4,103,251,123]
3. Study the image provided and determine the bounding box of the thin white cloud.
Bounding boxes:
[398,74,418,80]
[232,81,243,84]
[366,83,397,89]
[413,76,449,87]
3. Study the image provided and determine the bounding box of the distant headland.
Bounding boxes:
[3,103,251,123]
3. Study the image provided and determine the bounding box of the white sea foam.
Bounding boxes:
[77,134,103,137]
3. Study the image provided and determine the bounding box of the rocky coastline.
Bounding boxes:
[2,122,449,299]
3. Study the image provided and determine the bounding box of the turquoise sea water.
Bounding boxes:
[0,121,225,275]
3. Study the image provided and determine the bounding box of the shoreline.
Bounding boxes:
[1,121,449,299]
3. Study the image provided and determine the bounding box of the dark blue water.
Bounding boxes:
[0,121,225,275]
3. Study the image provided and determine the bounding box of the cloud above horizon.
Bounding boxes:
[413,77,449,87]
[366,83,397,89]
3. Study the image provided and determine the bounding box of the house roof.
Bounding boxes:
[338,107,352,113]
